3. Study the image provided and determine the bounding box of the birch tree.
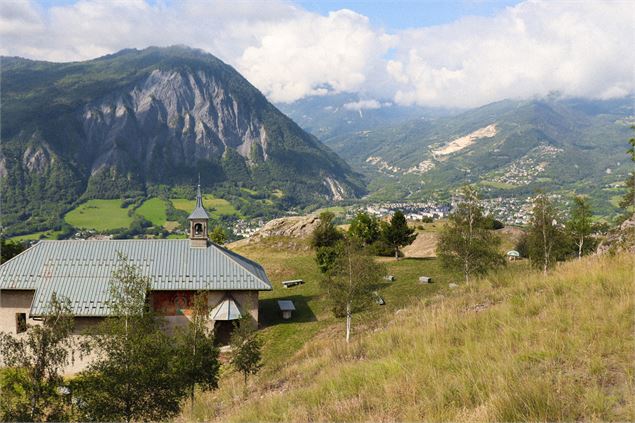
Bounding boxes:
[566,196,594,259]
[75,253,187,422]
[527,193,566,274]
[322,239,384,342]
[437,186,505,283]
[0,294,74,421]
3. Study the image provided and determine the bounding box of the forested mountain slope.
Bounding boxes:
[0,46,364,235]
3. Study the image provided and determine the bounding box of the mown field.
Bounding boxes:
[64,199,133,231]
[40,194,239,236]
[171,195,240,219]
[181,246,634,422]
[135,198,168,227]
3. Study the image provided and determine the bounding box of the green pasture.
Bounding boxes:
[64,199,133,231]
[136,198,168,226]
[171,195,240,218]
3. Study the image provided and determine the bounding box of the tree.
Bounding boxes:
[75,254,188,422]
[0,294,74,421]
[526,193,567,274]
[312,211,344,273]
[436,186,505,283]
[321,239,385,342]
[210,225,227,244]
[230,316,262,393]
[348,212,380,245]
[311,211,343,248]
[619,126,635,210]
[0,238,25,264]
[174,293,220,413]
[381,210,416,259]
[566,196,594,259]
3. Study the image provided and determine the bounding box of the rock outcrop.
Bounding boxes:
[596,213,635,255]
[249,215,322,242]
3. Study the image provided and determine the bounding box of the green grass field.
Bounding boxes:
[64,199,133,231]
[171,195,240,218]
[184,244,633,422]
[135,198,168,227]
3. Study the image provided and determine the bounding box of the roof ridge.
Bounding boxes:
[0,240,43,266]
[210,242,270,287]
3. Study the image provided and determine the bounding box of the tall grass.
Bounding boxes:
[184,253,634,422]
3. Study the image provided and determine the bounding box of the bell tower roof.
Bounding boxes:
[188,183,209,220]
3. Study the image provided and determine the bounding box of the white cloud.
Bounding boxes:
[343,99,382,111]
[0,0,631,107]
[388,1,634,107]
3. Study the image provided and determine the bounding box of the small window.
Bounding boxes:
[194,223,203,235]
[16,313,27,334]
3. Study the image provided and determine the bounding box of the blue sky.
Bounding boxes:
[297,0,522,30]
[34,0,523,30]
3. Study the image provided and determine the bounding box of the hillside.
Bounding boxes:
[0,46,364,236]
[321,97,633,215]
[184,252,634,422]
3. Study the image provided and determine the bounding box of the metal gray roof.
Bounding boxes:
[188,184,210,220]
[0,239,271,317]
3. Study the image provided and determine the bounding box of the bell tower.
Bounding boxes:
[188,181,209,248]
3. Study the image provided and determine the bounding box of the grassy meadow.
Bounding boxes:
[171,195,241,219]
[64,199,133,231]
[182,247,634,422]
[135,198,168,226]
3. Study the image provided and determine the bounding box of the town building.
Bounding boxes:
[0,185,272,343]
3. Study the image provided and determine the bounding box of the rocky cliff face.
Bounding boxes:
[0,47,364,234]
[82,68,269,174]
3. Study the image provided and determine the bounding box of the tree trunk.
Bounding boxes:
[346,303,351,343]
[578,237,583,260]
[394,248,399,260]
[464,259,469,284]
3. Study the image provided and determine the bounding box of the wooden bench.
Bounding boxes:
[282,279,304,288]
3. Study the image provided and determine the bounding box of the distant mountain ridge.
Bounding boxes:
[0,46,364,235]
[315,96,633,215]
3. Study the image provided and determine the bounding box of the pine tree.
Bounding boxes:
[312,211,344,273]
[436,186,505,283]
[381,210,416,259]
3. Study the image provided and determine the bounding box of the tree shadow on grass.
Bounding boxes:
[259,294,319,328]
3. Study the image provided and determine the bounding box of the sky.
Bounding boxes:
[1,0,633,108]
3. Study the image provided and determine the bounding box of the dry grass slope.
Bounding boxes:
[190,253,634,422]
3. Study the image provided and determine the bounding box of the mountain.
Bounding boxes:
[0,46,364,235]
[320,97,634,215]
[276,92,457,141]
